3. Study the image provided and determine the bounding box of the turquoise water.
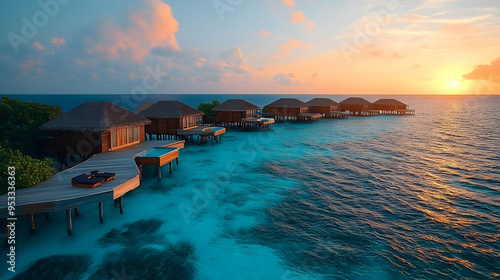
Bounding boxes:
[138,148,178,158]
[2,95,500,279]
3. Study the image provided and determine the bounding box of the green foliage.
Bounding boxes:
[0,144,56,194]
[0,96,62,156]
[197,100,220,117]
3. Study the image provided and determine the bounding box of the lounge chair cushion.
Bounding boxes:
[90,170,116,181]
[71,173,105,188]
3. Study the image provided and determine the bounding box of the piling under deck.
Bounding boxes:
[0,140,184,219]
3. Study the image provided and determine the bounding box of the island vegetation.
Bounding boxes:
[0,96,61,194]
[197,100,220,117]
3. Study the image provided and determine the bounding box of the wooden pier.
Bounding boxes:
[0,140,184,234]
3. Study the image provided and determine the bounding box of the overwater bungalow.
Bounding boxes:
[263,98,321,122]
[213,99,274,129]
[372,99,415,115]
[138,101,226,143]
[213,99,259,125]
[138,101,203,139]
[41,101,151,161]
[339,97,379,116]
[306,98,349,119]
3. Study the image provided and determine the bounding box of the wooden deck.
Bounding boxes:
[0,140,184,219]
[177,125,226,136]
[177,125,226,144]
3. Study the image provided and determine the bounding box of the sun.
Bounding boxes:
[449,81,459,87]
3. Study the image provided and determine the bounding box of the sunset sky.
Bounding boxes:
[0,0,499,94]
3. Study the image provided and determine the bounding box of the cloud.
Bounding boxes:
[220,47,250,74]
[128,73,137,80]
[272,40,313,59]
[462,58,500,81]
[305,72,318,85]
[50,37,66,47]
[291,10,305,23]
[280,0,295,7]
[89,0,179,61]
[291,10,314,31]
[90,72,100,81]
[259,30,272,37]
[273,72,300,86]
[21,59,42,74]
[32,41,45,51]
[442,23,474,33]
[405,14,425,21]
[310,72,317,81]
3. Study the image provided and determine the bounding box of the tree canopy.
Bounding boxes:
[197,100,220,117]
[0,96,60,194]
[0,96,62,156]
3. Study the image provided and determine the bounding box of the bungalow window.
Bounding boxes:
[128,127,134,143]
[183,118,187,129]
[122,128,127,144]
[189,116,194,127]
[134,126,139,141]
[111,130,118,148]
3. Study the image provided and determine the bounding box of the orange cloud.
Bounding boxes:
[272,40,313,59]
[405,14,425,21]
[443,23,474,33]
[462,58,500,81]
[291,10,305,23]
[291,10,314,31]
[32,41,45,51]
[259,30,272,37]
[128,73,137,80]
[50,37,66,47]
[280,0,295,7]
[93,0,179,61]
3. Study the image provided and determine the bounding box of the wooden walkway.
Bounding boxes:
[0,140,184,222]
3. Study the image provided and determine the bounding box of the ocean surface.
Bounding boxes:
[2,94,499,280]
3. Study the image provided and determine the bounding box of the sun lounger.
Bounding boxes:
[90,170,116,181]
[71,173,105,188]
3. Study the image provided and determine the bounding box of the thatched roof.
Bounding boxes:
[213,99,260,112]
[339,97,372,105]
[138,101,203,119]
[373,99,407,106]
[306,98,339,106]
[265,98,307,108]
[41,101,151,132]
[136,102,154,112]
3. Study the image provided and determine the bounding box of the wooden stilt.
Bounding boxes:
[74,207,80,217]
[176,157,179,164]
[119,196,124,214]
[66,209,72,235]
[157,165,162,180]
[169,162,172,174]
[98,202,103,223]
[30,214,35,234]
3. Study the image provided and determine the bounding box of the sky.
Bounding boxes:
[0,0,499,95]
